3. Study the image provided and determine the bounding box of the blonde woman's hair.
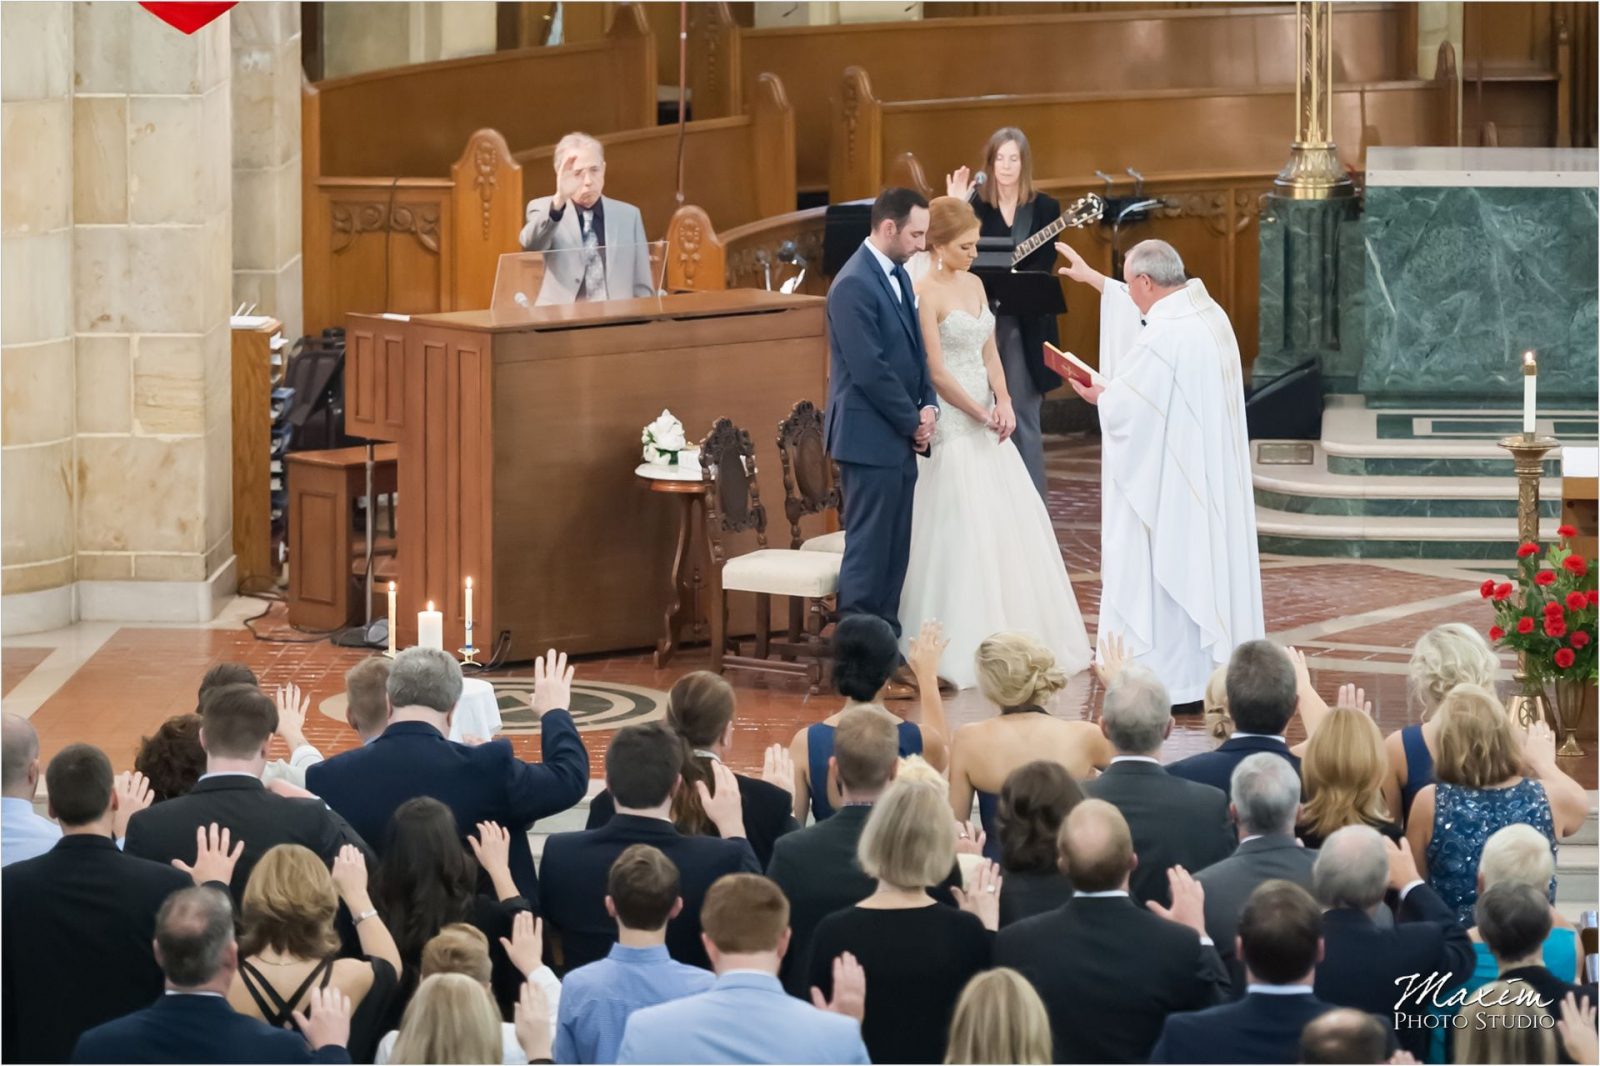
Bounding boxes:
[895,753,946,787]
[1434,684,1524,789]
[1299,707,1391,838]
[419,923,492,986]
[238,844,341,961]
[387,973,503,1065]
[1204,666,1233,749]
[976,633,1068,710]
[1408,623,1499,721]
[858,777,956,890]
[1478,823,1557,892]
[926,196,980,262]
[1453,980,1557,1064]
[944,968,1052,1064]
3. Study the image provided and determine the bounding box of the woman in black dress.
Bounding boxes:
[995,760,1084,927]
[947,126,1062,500]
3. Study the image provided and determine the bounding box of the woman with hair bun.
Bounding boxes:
[993,761,1084,927]
[948,632,1111,863]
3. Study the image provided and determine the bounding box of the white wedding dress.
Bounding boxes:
[898,307,1093,688]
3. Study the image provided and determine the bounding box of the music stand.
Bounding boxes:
[972,253,1068,319]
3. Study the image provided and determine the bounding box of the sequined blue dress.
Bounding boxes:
[1425,778,1556,925]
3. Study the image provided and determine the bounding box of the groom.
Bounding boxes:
[825,188,938,662]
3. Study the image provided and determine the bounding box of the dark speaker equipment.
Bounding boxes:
[822,198,875,275]
[1245,358,1324,440]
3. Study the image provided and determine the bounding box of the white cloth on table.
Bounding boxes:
[450,676,503,743]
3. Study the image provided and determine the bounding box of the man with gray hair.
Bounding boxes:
[1310,826,1471,1059]
[307,648,590,906]
[72,887,353,1063]
[1194,752,1315,990]
[518,130,655,303]
[1084,665,1234,907]
[2,712,59,865]
[1056,235,1262,712]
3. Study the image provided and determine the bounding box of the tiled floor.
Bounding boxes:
[5,434,1594,786]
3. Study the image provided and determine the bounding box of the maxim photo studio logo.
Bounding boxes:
[1393,973,1557,1031]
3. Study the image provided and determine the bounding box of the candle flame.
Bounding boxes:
[465,577,472,589]
[1524,350,1537,365]
[426,600,434,611]
[389,582,396,592]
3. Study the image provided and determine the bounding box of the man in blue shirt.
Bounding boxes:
[556,844,715,1063]
[2,713,60,865]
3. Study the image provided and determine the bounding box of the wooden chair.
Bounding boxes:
[700,417,839,687]
[664,205,728,293]
[777,399,844,554]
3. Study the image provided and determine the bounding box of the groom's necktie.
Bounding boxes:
[892,264,917,333]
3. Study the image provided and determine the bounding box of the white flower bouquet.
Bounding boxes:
[641,409,689,466]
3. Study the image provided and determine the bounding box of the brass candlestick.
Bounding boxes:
[1499,432,1561,732]
[1274,0,1356,199]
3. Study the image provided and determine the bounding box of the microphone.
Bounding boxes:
[968,171,986,202]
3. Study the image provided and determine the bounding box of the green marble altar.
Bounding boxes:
[1255,196,1362,389]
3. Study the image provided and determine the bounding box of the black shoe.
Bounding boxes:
[1171,700,1205,716]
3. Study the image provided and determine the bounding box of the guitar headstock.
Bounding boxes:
[1062,192,1105,228]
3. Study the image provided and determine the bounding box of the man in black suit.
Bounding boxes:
[1313,826,1472,1059]
[1195,752,1316,993]
[306,648,589,907]
[3,744,196,1063]
[72,886,352,1064]
[541,722,758,972]
[1085,665,1235,907]
[123,684,372,901]
[1150,879,1336,1063]
[996,798,1229,1063]
[1167,640,1302,793]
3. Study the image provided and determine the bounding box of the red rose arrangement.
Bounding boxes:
[1483,527,1597,683]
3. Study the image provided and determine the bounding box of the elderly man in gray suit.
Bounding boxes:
[519,132,655,304]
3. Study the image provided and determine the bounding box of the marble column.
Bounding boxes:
[232,2,302,340]
[1,2,77,632]
[1254,195,1362,389]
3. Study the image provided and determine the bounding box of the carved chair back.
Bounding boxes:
[776,400,840,549]
[699,418,769,565]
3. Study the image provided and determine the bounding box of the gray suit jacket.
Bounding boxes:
[518,194,654,303]
[1195,834,1317,992]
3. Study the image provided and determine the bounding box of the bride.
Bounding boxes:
[898,196,1092,688]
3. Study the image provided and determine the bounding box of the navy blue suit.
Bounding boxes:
[824,241,937,637]
[72,994,349,1064]
[1166,735,1302,796]
[1148,990,1335,1064]
[304,715,589,908]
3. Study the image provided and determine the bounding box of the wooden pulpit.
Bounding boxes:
[345,291,829,661]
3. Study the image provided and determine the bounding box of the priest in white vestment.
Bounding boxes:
[1055,238,1263,707]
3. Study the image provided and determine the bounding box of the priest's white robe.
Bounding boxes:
[1095,277,1263,704]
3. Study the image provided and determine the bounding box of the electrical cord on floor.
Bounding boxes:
[239,594,341,644]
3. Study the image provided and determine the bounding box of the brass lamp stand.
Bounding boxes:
[1499,431,1562,735]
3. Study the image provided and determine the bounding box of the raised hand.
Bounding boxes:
[697,760,747,841]
[292,986,353,1052]
[469,821,520,900]
[952,859,1003,931]
[112,770,154,839]
[1336,682,1373,716]
[273,682,311,747]
[1093,632,1130,689]
[330,843,369,904]
[172,822,244,887]
[553,151,582,210]
[499,911,544,978]
[1384,837,1421,891]
[907,619,949,685]
[1055,240,1104,290]
[761,743,795,796]
[945,165,974,201]
[953,820,986,857]
[514,977,554,1061]
[1146,865,1208,938]
[529,648,574,719]
[1556,991,1597,1066]
[811,952,866,1021]
[1521,719,1558,770]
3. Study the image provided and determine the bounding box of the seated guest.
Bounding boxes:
[807,778,995,1064]
[996,799,1229,1063]
[1168,640,1302,792]
[1455,978,1558,1065]
[1298,1008,1394,1065]
[994,760,1082,927]
[542,723,758,972]
[1085,666,1235,907]
[587,672,798,868]
[1149,880,1336,1064]
[1310,826,1471,1060]
[135,714,207,802]
[72,886,353,1064]
[124,684,373,900]
[263,659,393,790]
[1197,753,1317,991]
[3,743,195,1063]
[1384,624,1499,828]
[374,797,535,1016]
[307,648,590,907]
[1476,883,1595,1019]
[767,706,959,995]
[386,972,510,1065]
[943,968,1052,1065]
[788,616,949,823]
[1406,685,1588,924]
[557,845,716,1064]
[518,132,656,302]
[948,632,1112,862]
[615,874,869,1064]
[228,843,403,1063]
[1297,707,1402,850]
[2,712,60,864]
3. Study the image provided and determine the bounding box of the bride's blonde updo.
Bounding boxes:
[926,195,980,261]
[976,632,1068,709]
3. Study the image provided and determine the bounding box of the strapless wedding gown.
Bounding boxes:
[898,307,1092,688]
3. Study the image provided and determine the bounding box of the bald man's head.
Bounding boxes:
[1299,1008,1389,1064]
[1,714,40,799]
[1057,798,1134,892]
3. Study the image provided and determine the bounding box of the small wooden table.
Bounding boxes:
[637,461,709,667]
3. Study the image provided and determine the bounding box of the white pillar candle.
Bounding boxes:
[1523,350,1538,435]
[463,577,474,649]
[418,601,444,650]
[387,582,397,655]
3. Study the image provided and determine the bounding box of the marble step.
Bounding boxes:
[1555,845,1597,906]
[1254,448,1562,520]
[1315,397,1592,478]
[1255,506,1561,560]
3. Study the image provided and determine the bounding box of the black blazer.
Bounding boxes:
[1083,759,1236,907]
[765,804,962,997]
[586,771,799,869]
[996,894,1229,1063]
[1166,735,1302,796]
[2,835,192,1064]
[997,869,1074,929]
[1316,883,1473,1060]
[1150,990,1336,1064]
[1195,835,1318,993]
[305,715,589,908]
[540,814,759,972]
[71,993,350,1064]
[973,191,1063,393]
[123,775,373,901]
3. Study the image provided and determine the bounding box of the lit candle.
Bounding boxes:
[386,582,397,656]
[1523,350,1537,435]
[463,577,474,650]
[418,601,444,650]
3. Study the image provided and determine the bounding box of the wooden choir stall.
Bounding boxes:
[344,290,829,662]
